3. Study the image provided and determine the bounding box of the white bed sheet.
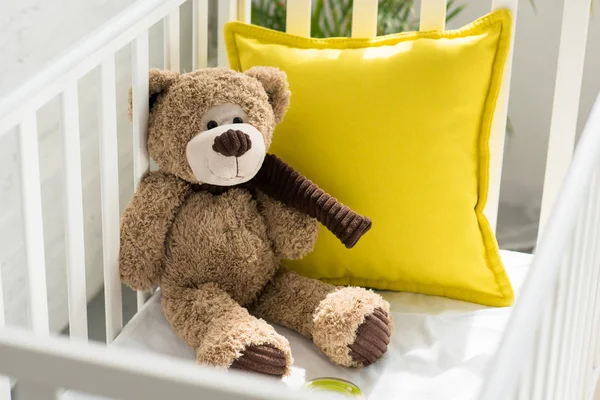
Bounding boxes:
[68,250,532,400]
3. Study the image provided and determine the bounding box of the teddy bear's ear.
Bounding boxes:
[128,68,180,121]
[244,67,291,124]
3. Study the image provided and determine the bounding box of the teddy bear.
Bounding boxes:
[119,66,392,377]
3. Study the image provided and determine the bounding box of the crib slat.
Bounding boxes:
[538,0,591,238]
[99,57,123,343]
[531,296,557,400]
[132,32,150,189]
[586,296,600,397]
[516,342,534,400]
[555,211,586,399]
[351,0,378,38]
[237,0,251,24]
[132,32,153,312]
[60,83,89,341]
[588,282,600,395]
[578,224,600,398]
[419,0,446,31]
[164,9,180,72]
[566,186,600,400]
[18,115,50,335]
[286,0,311,37]
[193,0,208,70]
[563,174,599,399]
[572,171,600,399]
[544,254,572,400]
[0,270,9,400]
[582,175,600,397]
[218,0,237,67]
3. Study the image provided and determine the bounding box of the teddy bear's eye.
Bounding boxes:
[207,120,218,130]
[233,117,244,124]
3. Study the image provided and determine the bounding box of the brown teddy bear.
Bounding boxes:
[119,66,392,377]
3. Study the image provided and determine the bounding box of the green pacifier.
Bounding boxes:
[302,377,364,399]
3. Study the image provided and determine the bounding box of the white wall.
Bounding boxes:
[449,0,600,249]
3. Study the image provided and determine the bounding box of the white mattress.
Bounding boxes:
[68,250,532,400]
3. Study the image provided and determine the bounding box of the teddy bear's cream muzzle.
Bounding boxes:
[186,123,266,186]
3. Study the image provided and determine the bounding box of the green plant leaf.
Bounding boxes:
[341,0,354,37]
[506,117,515,137]
[446,4,467,22]
[528,0,538,13]
[321,1,335,37]
[312,0,325,37]
[331,1,342,36]
[251,0,286,32]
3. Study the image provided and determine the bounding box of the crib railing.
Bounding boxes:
[0,0,596,398]
[479,0,598,398]
[480,91,600,400]
[0,326,319,400]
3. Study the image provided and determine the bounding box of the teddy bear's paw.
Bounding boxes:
[195,308,293,377]
[348,308,391,366]
[312,287,392,368]
[230,344,287,377]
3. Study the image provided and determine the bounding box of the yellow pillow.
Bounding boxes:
[225,10,514,306]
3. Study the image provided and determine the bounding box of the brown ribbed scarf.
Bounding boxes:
[251,154,372,249]
[195,154,372,248]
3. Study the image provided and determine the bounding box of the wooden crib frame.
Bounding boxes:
[0,0,598,398]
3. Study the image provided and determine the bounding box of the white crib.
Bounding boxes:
[0,0,599,399]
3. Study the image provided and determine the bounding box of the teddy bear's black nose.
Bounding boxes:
[212,129,252,157]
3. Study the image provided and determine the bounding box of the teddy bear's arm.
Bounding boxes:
[256,190,319,260]
[120,171,191,290]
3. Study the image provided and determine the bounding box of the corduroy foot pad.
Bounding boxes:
[230,345,287,376]
[349,308,391,366]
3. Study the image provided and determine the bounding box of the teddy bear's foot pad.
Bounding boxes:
[230,345,287,376]
[349,308,391,366]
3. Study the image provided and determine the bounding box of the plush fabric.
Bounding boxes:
[119,170,191,291]
[254,191,320,260]
[162,282,294,374]
[224,10,514,307]
[312,288,391,367]
[120,67,393,377]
